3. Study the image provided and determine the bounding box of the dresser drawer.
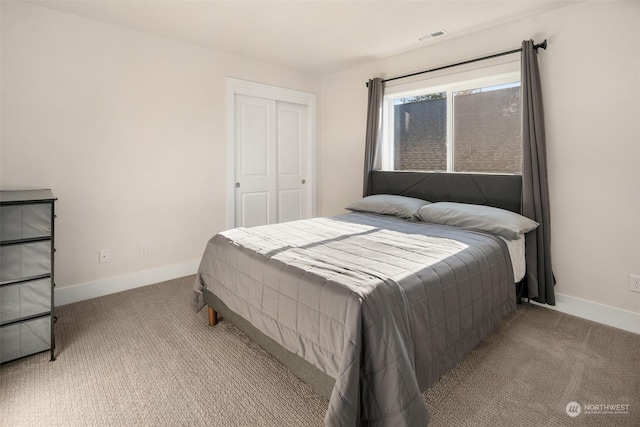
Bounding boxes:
[0,316,51,363]
[0,241,51,283]
[1,278,51,324]
[0,204,52,241]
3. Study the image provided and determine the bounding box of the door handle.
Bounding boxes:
[301,179,306,184]
[235,182,240,188]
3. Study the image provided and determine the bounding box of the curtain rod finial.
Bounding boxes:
[534,39,548,51]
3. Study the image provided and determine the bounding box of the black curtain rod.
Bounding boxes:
[366,39,547,87]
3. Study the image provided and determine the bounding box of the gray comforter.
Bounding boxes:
[192,213,516,426]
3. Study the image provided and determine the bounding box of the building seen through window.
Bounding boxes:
[383,66,521,174]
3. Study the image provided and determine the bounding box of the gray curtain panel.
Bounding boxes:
[521,40,556,305]
[363,78,384,196]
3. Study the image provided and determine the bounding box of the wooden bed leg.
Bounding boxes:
[208,306,218,326]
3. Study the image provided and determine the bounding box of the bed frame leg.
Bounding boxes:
[208,306,218,326]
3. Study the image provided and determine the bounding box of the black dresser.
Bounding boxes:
[0,190,56,363]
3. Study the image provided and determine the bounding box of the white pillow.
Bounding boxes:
[415,202,539,240]
[346,194,430,219]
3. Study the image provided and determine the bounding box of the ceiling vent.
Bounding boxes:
[418,30,448,42]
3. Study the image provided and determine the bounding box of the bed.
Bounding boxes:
[191,171,531,426]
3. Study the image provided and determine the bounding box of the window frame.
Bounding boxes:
[381,61,521,173]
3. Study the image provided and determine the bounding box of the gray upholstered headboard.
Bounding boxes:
[369,171,522,214]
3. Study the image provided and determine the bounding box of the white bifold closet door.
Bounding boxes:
[234,94,309,228]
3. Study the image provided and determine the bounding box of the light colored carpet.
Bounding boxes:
[1,275,638,426]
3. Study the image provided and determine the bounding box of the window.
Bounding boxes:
[381,63,522,174]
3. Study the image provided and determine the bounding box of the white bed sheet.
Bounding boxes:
[501,236,525,282]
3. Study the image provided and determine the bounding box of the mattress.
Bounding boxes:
[502,236,525,282]
[192,212,516,426]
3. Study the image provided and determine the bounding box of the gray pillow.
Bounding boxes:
[415,202,539,240]
[346,194,430,219]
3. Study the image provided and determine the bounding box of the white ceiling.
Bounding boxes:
[28,0,578,75]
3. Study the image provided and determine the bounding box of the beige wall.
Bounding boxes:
[320,1,640,314]
[0,2,321,289]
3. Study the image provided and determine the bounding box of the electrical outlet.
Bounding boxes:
[139,243,149,257]
[99,249,110,263]
[631,275,640,293]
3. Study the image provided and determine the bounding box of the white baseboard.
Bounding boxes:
[531,293,640,335]
[55,259,200,306]
[55,263,639,336]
